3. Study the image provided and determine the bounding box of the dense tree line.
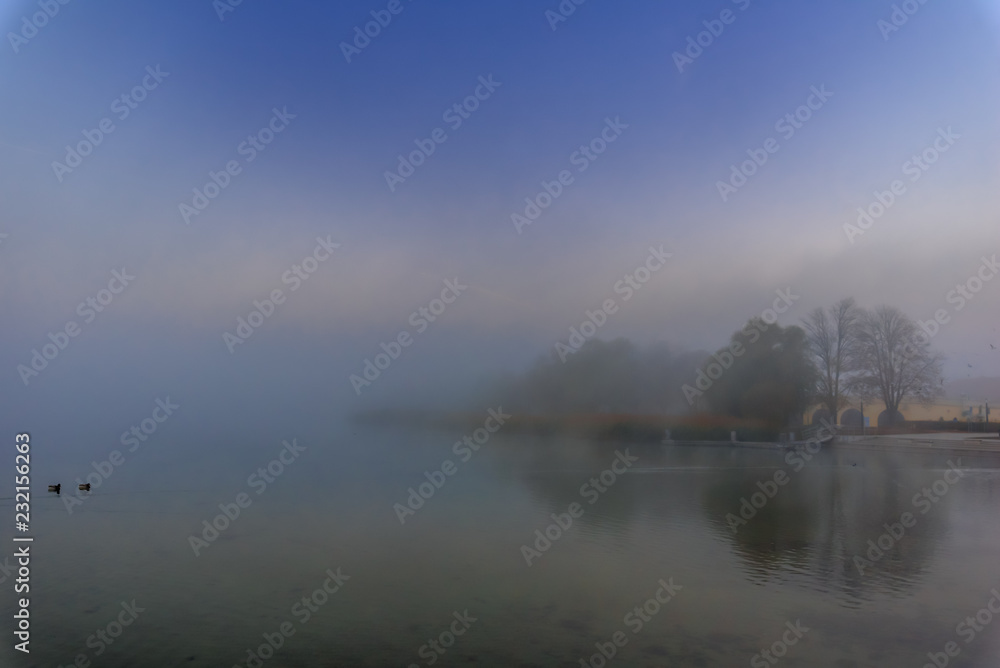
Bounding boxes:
[690,299,944,426]
[496,301,943,428]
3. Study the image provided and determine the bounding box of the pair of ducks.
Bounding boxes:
[47,484,90,493]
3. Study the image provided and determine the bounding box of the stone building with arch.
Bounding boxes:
[806,397,990,427]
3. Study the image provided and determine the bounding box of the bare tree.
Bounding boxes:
[848,305,944,425]
[803,297,859,423]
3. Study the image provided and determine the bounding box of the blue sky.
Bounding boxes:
[2,0,999,431]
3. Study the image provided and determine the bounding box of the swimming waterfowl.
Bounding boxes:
[78,483,91,491]
[48,484,60,493]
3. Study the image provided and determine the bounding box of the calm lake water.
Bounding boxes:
[6,425,1000,667]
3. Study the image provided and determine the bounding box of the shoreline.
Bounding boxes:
[352,409,1000,453]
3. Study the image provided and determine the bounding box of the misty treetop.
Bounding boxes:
[494,338,704,416]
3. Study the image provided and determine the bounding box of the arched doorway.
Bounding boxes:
[840,408,863,427]
[877,409,905,427]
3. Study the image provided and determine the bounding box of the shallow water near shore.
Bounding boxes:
[5,426,1000,667]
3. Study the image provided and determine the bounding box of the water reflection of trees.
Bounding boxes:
[701,447,952,601]
[505,439,962,603]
